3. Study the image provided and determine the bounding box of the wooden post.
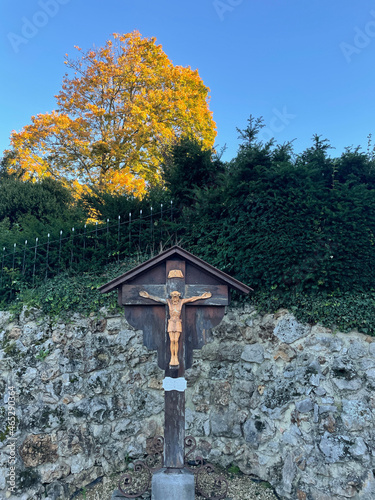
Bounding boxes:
[164,389,185,468]
[164,261,186,469]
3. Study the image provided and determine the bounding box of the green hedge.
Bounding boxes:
[2,126,375,335]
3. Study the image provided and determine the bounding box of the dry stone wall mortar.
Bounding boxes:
[0,305,374,499]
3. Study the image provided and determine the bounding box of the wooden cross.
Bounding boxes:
[100,246,251,469]
[118,258,229,377]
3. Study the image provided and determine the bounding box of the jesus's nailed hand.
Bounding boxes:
[201,292,212,299]
[139,291,149,298]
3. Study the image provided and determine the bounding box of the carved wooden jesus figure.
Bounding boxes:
[139,290,212,367]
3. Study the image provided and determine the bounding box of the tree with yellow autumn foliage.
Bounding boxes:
[8,31,216,196]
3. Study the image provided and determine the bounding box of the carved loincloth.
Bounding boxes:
[168,319,182,332]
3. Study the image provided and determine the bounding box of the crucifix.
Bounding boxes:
[139,288,212,367]
[100,246,251,498]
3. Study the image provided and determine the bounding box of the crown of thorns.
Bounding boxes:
[170,291,181,297]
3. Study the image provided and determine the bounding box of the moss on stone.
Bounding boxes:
[18,468,40,490]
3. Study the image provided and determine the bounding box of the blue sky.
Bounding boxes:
[1,0,375,162]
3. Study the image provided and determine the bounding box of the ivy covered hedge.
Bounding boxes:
[164,122,375,334]
[1,119,375,335]
[7,258,145,320]
[253,290,375,335]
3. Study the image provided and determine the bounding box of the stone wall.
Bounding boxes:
[0,305,375,499]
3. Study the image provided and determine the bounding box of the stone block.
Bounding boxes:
[211,410,242,438]
[332,378,362,391]
[341,399,372,431]
[318,432,347,463]
[296,398,314,413]
[348,340,368,359]
[274,314,310,344]
[151,468,195,500]
[241,344,264,364]
[19,434,58,467]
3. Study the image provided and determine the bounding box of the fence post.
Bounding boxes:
[45,233,50,281]
[32,237,39,286]
[22,240,27,276]
[160,203,163,242]
[129,212,132,251]
[1,247,5,287]
[12,243,16,275]
[70,228,75,269]
[138,209,142,250]
[83,224,87,262]
[117,216,121,263]
[58,230,63,273]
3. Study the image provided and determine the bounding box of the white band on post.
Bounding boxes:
[162,377,187,392]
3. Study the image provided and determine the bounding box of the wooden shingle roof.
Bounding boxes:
[99,245,252,294]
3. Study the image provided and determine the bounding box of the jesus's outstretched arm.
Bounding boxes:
[182,291,212,304]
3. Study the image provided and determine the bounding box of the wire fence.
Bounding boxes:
[0,202,179,301]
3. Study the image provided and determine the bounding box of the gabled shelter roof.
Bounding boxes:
[99,245,252,294]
